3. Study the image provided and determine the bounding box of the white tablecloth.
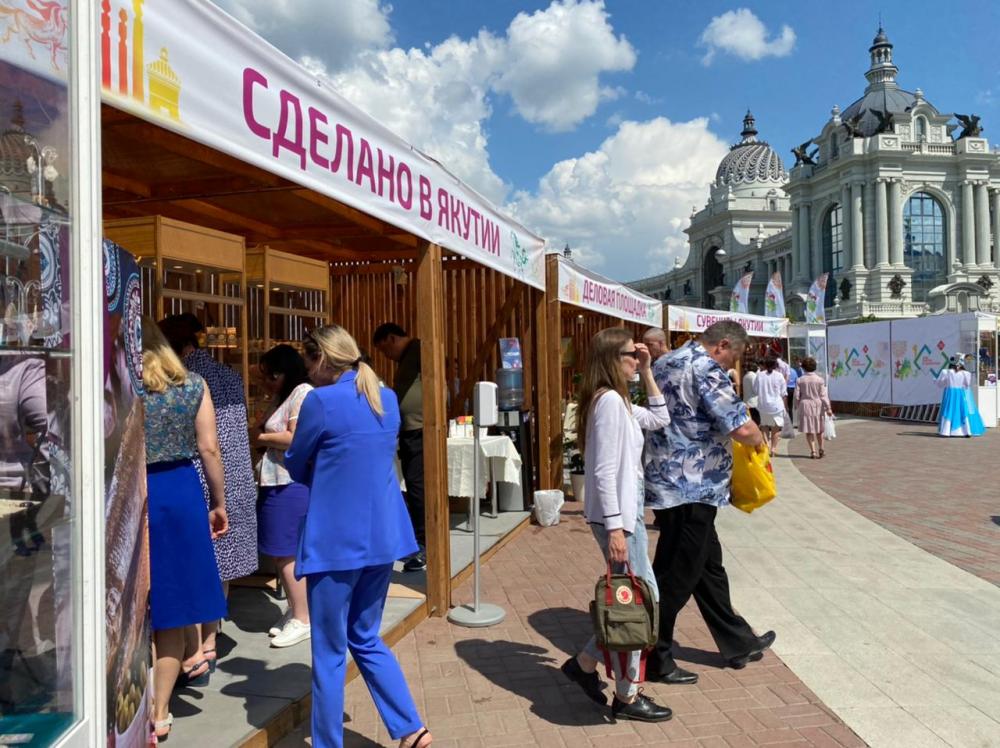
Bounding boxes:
[446,435,521,499]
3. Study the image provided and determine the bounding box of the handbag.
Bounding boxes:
[731,442,776,513]
[590,561,658,652]
[780,409,795,439]
[823,416,837,440]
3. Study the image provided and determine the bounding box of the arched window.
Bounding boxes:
[821,204,844,307]
[904,192,946,302]
[914,116,927,140]
[702,247,725,308]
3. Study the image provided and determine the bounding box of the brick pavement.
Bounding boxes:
[788,418,1000,586]
[278,507,865,747]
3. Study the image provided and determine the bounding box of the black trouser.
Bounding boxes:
[649,503,757,674]
[398,429,425,548]
[787,389,795,414]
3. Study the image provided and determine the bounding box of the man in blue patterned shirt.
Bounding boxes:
[644,321,775,685]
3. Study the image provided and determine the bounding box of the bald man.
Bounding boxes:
[643,328,669,363]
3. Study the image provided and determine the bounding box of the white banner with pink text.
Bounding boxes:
[557,257,663,327]
[64,0,547,287]
[667,305,788,338]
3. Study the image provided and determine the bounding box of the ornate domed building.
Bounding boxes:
[630,27,1000,320]
[630,110,793,313]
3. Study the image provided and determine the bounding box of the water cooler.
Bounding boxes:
[492,368,533,511]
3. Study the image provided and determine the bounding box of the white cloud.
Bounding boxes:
[213,0,394,71]
[508,117,729,280]
[493,0,635,131]
[699,8,795,65]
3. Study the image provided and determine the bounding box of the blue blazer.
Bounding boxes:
[285,370,419,575]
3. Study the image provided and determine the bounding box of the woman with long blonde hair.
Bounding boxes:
[561,327,674,723]
[140,318,228,741]
[285,325,431,748]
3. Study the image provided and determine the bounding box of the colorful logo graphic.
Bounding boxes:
[0,0,68,71]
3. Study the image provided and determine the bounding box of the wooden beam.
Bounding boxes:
[533,285,554,490]
[415,241,450,615]
[170,199,283,239]
[545,255,564,490]
[291,189,417,247]
[453,282,528,418]
[102,170,152,198]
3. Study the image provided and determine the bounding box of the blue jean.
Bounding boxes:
[306,564,423,748]
[582,500,658,700]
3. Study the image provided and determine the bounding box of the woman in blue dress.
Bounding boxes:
[937,355,983,437]
[285,325,431,748]
[141,319,228,740]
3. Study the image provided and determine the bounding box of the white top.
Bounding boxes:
[742,371,759,409]
[938,369,972,390]
[259,382,313,486]
[584,391,671,533]
[754,370,787,415]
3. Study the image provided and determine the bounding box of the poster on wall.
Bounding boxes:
[102,240,151,747]
[889,316,958,406]
[828,321,892,403]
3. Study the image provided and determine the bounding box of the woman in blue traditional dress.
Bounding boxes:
[141,319,228,741]
[937,355,981,437]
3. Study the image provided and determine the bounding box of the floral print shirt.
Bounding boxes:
[644,341,750,509]
[143,373,204,464]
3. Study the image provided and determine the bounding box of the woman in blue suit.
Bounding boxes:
[285,325,432,748]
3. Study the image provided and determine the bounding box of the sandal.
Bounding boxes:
[154,713,173,741]
[400,727,432,748]
[819,449,825,458]
[202,648,218,674]
[175,659,210,689]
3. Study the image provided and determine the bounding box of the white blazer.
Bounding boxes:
[583,391,671,533]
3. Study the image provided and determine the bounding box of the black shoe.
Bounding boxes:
[402,551,426,572]
[650,666,699,685]
[728,630,776,670]
[560,657,607,706]
[611,691,672,723]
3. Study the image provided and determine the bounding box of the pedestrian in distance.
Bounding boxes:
[286,325,432,748]
[642,327,669,364]
[741,361,760,425]
[644,321,776,685]
[560,328,674,723]
[794,357,833,458]
[754,356,787,455]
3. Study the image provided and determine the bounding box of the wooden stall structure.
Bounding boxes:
[97,0,548,627]
[245,246,330,419]
[543,254,664,489]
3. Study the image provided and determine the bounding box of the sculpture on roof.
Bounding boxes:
[871,109,894,134]
[842,113,865,139]
[791,140,817,166]
[954,114,983,139]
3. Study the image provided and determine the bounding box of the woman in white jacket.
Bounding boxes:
[560,328,673,724]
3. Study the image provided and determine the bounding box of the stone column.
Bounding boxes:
[851,181,865,269]
[889,178,905,266]
[975,182,991,266]
[811,205,823,282]
[993,189,1000,270]
[841,182,853,270]
[796,204,811,282]
[875,178,889,267]
[962,179,975,266]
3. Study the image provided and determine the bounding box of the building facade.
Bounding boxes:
[630,28,1000,321]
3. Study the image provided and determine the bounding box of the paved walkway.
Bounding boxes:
[788,418,1000,586]
[279,510,862,746]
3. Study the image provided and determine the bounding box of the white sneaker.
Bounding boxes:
[271,618,311,648]
[268,609,292,637]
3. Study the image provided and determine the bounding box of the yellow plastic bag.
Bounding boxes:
[730,442,776,513]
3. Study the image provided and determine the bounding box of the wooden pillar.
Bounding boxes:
[415,241,450,615]
[544,255,563,490]
[533,285,554,490]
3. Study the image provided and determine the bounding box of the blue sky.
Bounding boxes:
[216,1,1000,281]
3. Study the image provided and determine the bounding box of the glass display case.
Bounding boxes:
[246,246,329,421]
[103,216,249,401]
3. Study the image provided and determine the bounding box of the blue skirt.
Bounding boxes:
[965,388,986,436]
[258,482,310,557]
[939,388,973,437]
[147,459,228,630]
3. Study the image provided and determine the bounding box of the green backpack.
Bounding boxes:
[590,562,659,652]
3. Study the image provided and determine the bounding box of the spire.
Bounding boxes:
[865,25,898,90]
[740,109,758,144]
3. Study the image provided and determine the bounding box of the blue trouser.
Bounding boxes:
[306,564,423,748]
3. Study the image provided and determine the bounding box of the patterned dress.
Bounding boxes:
[184,349,259,581]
